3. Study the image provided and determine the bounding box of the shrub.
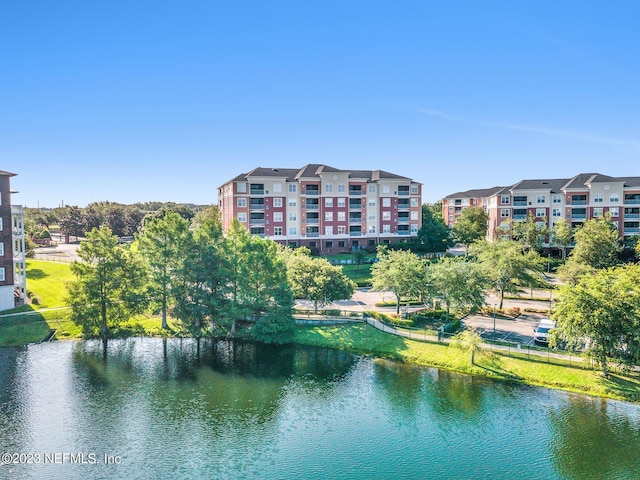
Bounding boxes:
[365,310,413,327]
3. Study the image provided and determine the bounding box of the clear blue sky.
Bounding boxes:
[1,1,638,208]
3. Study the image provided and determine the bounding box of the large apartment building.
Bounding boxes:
[0,170,26,311]
[218,164,422,253]
[443,173,640,241]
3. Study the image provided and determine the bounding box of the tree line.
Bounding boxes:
[67,207,356,344]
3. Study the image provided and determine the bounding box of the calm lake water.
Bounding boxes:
[1,338,639,479]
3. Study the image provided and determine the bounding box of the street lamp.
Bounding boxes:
[493,302,497,334]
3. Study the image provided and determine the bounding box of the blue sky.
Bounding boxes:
[1,1,638,208]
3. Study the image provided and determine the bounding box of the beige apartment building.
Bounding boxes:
[443,173,640,242]
[218,164,422,253]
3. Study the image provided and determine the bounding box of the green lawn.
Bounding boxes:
[341,263,372,286]
[294,323,640,403]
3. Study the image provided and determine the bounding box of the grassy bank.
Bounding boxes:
[294,323,640,403]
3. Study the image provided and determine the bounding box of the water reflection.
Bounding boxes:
[1,339,640,480]
[549,396,640,480]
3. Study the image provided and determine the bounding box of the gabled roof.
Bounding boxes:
[444,186,505,199]
[0,170,16,177]
[510,178,569,193]
[562,173,601,190]
[618,177,640,188]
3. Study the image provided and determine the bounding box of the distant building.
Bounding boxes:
[0,170,26,311]
[443,173,640,242]
[218,164,422,253]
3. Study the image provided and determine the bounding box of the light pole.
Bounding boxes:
[493,302,497,334]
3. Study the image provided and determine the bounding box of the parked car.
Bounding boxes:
[533,318,556,344]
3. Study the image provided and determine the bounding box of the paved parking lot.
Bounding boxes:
[462,312,548,346]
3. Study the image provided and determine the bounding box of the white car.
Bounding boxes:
[533,319,556,344]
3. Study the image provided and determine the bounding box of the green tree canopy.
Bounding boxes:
[284,251,356,313]
[471,240,546,309]
[552,265,640,375]
[551,217,573,260]
[135,211,193,329]
[512,213,549,252]
[67,226,148,338]
[427,257,485,322]
[568,216,621,269]
[417,203,452,252]
[371,247,427,314]
[452,207,488,247]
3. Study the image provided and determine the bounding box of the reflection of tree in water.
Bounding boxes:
[422,369,487,423]
[549,396,640,480]
[0,347,20,409]
[0,347,22,453]
[373,359,425,417]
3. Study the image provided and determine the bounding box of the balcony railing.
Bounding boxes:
[304,204,319,210]
[624,228,640,234]
[397,191,410,196]
[303,189,319,196]
[624,213,640,219]
[513,201,528,207]
[305,233,320,238]
[349,232,362,236]
[249,189,265,196]
[625,199,640,205]
[305,218,319,224]
[249,219,265,225]
[512,215,527,221]
[569,200,587,205]
[349,189,363,196]
[349,218,362,224]
[398,231,411,236]
[249,204,265,210]
[397,203,410,210]
[571,214,587,219]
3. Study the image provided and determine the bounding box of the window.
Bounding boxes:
[273,227,283,236]
[593,207,604,217]
[325,184,333,193]
[237,213,247,222]
[273,198,282,208]
[368,213,376,221]
[325,241,333,248]
[610,207,619,217]
[411,185,419,194]
[325,198,333,207]
[552,208,561,217]
[288,199,297,207]
[273,212,283,222]
[501,195,510,204]
[501,209,510,217]
[368,185,376,193]
[237,182,247,193]
[288,184,297,193]
[411,211,419,220]
[289,227,297,235]
[594,194,603,203]
[411,198,419,207]
[382,198,391,207]
[325,226,334,235]
[337,184,346,193]
[500,222,510,231]
[610,194,619,203]
[552,194,562,204]
[337,212,346,221]
[325,212,333,221]
[368,225,376,233]
[338,240,345,247]
[368,199,376,207]
[0,218,3,230]
[273,183,282,193]
[382,211,391,221]
[382,225,391,234]
[382,185,391,194]
[411,224,418,234]
[337,226,346,235]
[0,267,4,281]
[0,243,3,256]
[337,198,346,208]
[289,213,297,221]
[536,208,546,217]
[537,195,546,203]
[237,198,246,207]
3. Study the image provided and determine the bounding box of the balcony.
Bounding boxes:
[249,219,265,225]
[624,196,640,205]
[624,228,640,234]
[349,217,362,224]
[349,188,363,196]
[397,201,410,210]
[249,202,265,210]
[303,188,319,196]
[513,201,528,207]
[398,186,410,196]
[571,213,587,219]
[512,215,527,221]
[305,233,320,238]
[305,218,319,224]
[249,184,265,196]
[304,201,319,210]
[397,215,410,224]
[625,213,640,219]
[349,201,362,210]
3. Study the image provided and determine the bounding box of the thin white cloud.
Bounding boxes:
[416,108,640,149]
